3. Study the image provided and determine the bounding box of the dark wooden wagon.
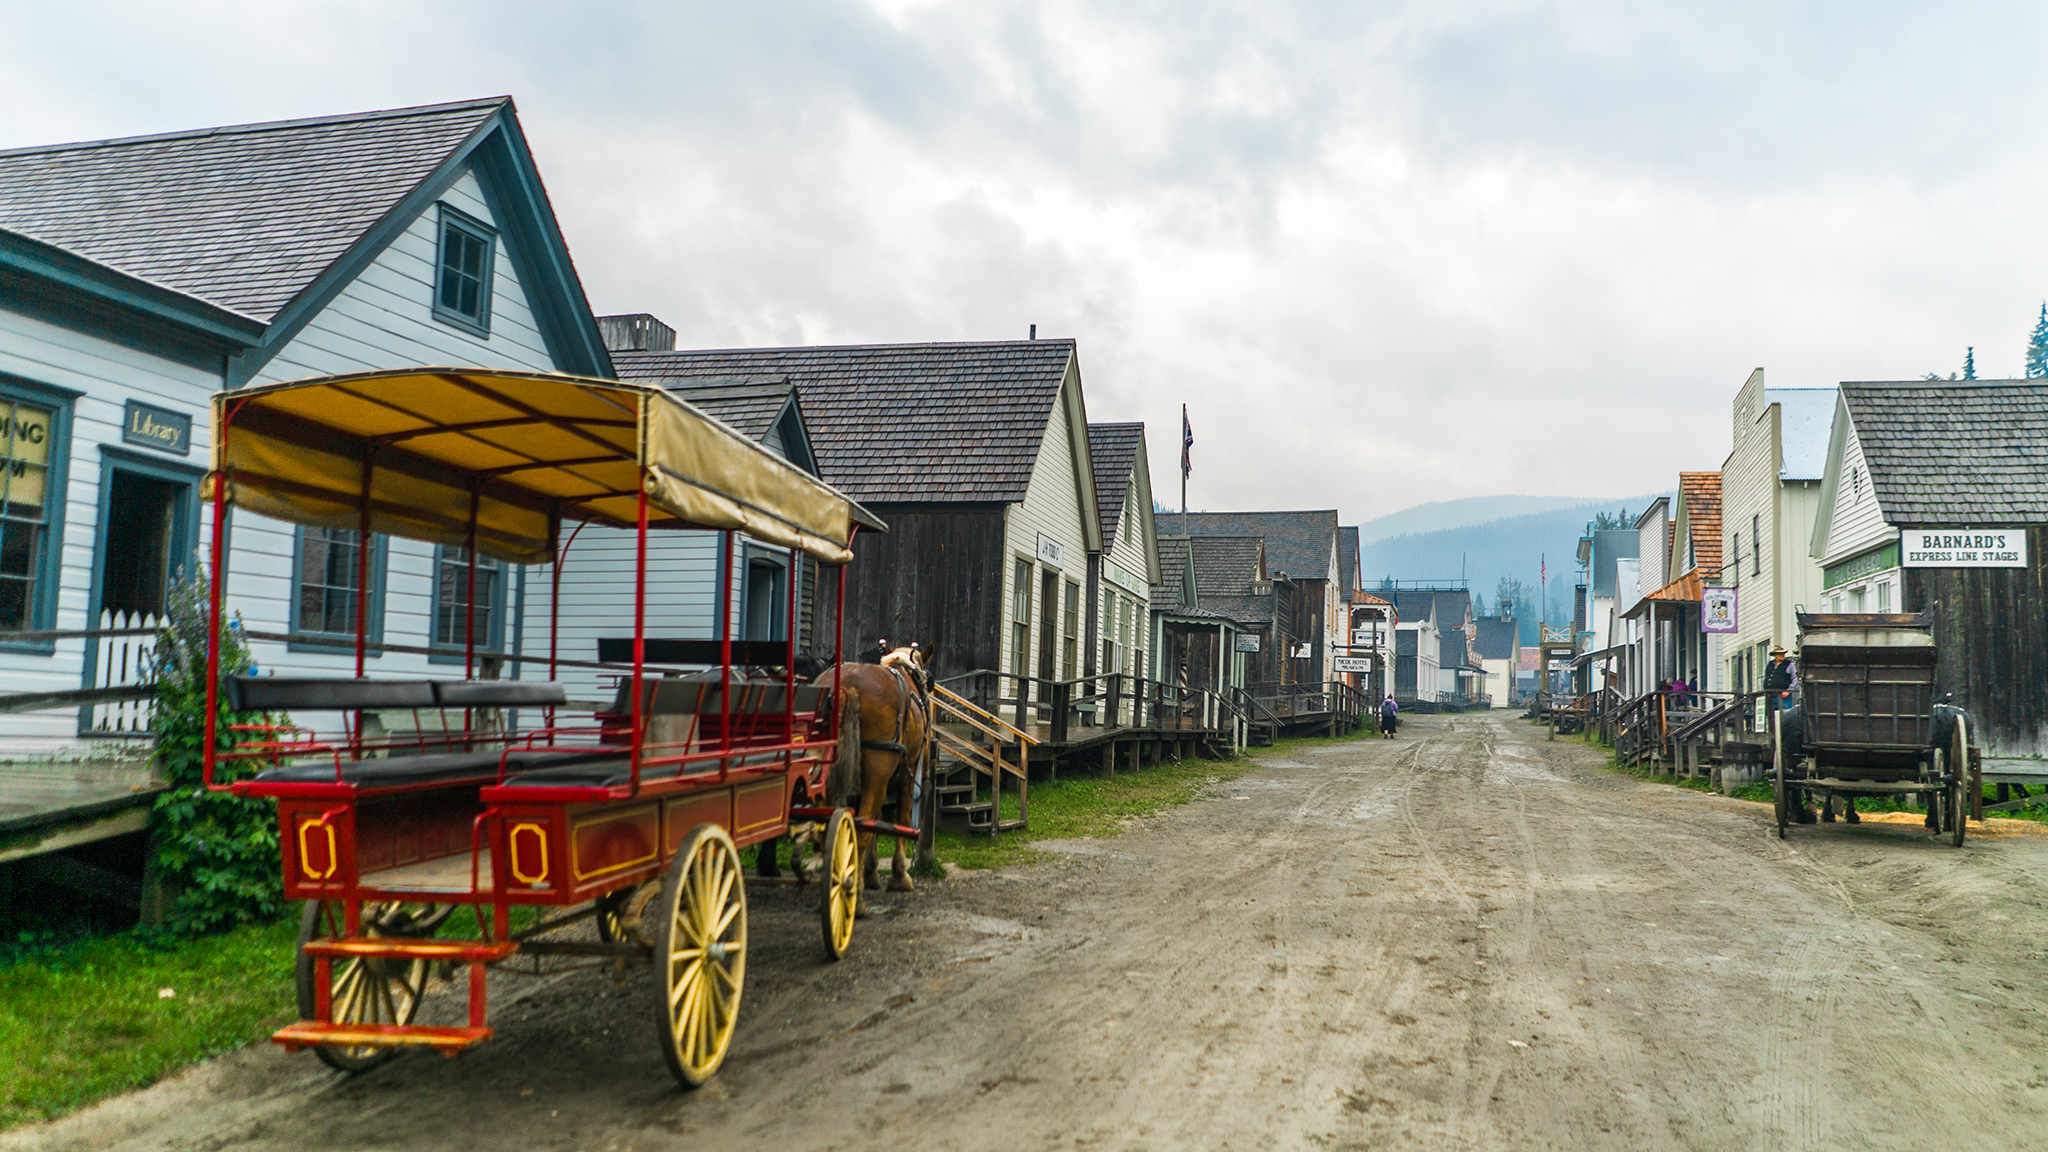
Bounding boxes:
[1773,612,1971,846]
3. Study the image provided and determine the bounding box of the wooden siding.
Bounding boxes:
[1907,530,2048,756]
[0,310,219,746]
[1819,411,1893,565]
[227,166,565,710]
[1637,502,1669,597]
[843,506,1006,679]
[1002,365,1102,681]
[1720,370,1775,681]
[520,530,721,703]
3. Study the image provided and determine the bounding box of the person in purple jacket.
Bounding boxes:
[1379,694,1399,738]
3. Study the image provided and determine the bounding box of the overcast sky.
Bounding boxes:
[4,1,2042,515]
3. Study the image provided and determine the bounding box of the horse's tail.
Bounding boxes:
[829,684,864,808]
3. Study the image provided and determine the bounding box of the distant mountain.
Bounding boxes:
[1356,494,1658,543]
[1357,494,1671,645]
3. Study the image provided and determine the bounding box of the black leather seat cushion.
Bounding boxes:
[251,747,622,786]
[433,680,568,708]
[498,750,793,790]
[228,677,436,712]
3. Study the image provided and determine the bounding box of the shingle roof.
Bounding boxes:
[666,378,794,443]
[1089,422,1143,541]
[615,341,1076,504]
[1391,589,1471,630]
[1677,471,1722,578]
[1337,526,1360,600]
[0,98,503,321]
[1176,510,1337,583]
[1842,381,2048,524]
[1473,617,1519,660]
[1191,536,1265,600]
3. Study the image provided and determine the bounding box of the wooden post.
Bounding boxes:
[1102,739,1114,778]
[1051,680,1071,745]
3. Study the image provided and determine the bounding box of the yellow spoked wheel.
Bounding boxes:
[1951,714,1970,848]
[820,807,858,960]
[296,900,442,1073]
[656,825,748,1088]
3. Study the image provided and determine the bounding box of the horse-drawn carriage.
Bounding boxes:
[1773,611,1972,845]
[200,368,915,1086]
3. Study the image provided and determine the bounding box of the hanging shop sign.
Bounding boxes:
[1233,633,1261,653]
[1333,656,1373,673]
[1901,529,2027,568]
[1701,587,1739,633]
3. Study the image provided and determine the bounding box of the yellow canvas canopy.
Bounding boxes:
[212,368,882,565]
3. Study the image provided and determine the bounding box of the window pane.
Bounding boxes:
[435,547,498,647]
[0,576,25,630]
[297,529,367,635]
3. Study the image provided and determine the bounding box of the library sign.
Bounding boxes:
[1901,529,2027,568]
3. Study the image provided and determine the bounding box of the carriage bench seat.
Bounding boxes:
[250,747,622,787]
[494,750,797,790]
[226,677,569,712]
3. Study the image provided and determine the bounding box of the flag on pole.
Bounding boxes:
[1181,405,1193,478]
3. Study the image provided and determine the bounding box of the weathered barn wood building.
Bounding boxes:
[1176,510,1340,685]
[613,340,1102,692]
[1812,380,2048,756]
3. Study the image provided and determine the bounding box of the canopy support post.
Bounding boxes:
[464,487,480,682]
[202,465,229,792]
[785,546,798,746]
[546,518,589,741]
[630,488,648,796]
[720,529,734,779]
[353,450,373,755]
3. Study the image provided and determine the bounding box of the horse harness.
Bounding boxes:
[861,664,930,770]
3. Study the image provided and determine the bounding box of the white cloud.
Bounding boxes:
[5,0,2047,514]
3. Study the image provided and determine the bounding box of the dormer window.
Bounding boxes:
[433,205,495,337]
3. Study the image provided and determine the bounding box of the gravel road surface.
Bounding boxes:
[11,711,2048,1151]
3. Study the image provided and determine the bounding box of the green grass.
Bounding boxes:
[0,917,300,1129]
[931,723,1375,870]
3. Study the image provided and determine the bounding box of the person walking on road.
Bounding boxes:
[1379,694,1399,738]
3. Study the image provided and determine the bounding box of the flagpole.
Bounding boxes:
[1181,403,1189,538]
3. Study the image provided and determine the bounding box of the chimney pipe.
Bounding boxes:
[1029,324,1036,340]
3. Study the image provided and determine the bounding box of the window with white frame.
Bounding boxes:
[433,546,502,652]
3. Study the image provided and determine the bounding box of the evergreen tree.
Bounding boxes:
[1963,347,1977,380]
[2028,303,2048,379]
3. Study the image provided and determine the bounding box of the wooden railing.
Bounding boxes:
[929,683,1035,835]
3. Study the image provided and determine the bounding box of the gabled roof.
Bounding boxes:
[615,340,1088,515]
[0,99,499,322]
[1391,588,1471,631]
[1837,380,2048,525]
[664,378,815,474]
[1191,536,1265,600]
[1677,471,1722,577]
[668,378,794,442]
[0,97,611,378]
[1473,617,1519,660]
[1089,422,1143,542]
[1337,526,1360,601]
[1176,510,1337,582]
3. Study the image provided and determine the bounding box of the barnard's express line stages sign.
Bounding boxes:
[1901,529,2027,568]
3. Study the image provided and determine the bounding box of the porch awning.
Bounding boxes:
[1619,570,1705,620]
[1569,643,1627,668]
[211,368,884,566]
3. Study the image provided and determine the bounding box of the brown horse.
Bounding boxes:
[811,645,936,904]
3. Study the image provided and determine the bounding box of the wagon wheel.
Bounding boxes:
[1951,714,1970,848]
[655,824,748,1088]
[819,807,858,960]
[1771,712,1789,839]
[597,882,659,946]
[295,900,441,1073]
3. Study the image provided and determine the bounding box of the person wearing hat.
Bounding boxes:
[1762,644,1796,714]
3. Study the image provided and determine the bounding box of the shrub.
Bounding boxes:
[148,570,283,936]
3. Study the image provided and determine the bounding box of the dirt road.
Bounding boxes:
[13,712,2048,1151]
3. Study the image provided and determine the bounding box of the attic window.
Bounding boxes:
[1851,467,1863,502]
[433,205,495,337]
